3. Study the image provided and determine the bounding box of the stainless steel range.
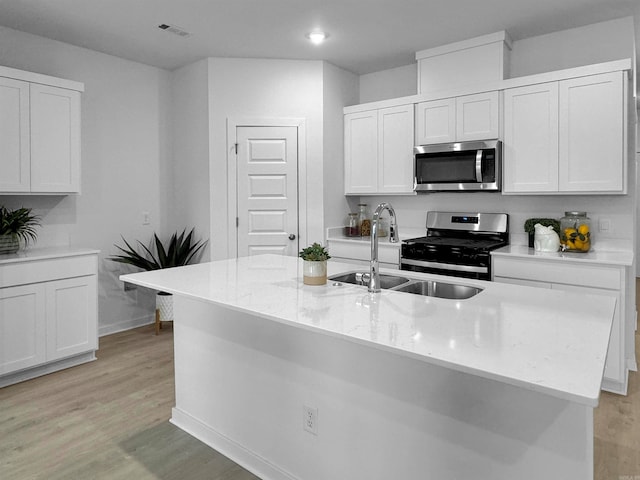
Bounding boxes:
[400,212,509,281]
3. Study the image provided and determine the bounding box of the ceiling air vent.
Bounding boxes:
[158,23,192,38]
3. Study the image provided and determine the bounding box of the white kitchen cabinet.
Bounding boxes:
[0,77,30,192]
[415,91,499,145]
[492,253,629,394]
[45,275,98,361]
[30,84,81,193]
[503,71,626,194]
[0,284,46,375]
[502,82,559,193]
[0,66,83,194]
[558,72,624,192]
[345,104,414,194]
[0,249,98,387]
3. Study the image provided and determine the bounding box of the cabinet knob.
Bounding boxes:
[288,234,296,240]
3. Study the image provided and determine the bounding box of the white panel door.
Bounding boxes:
[415,98,455,145]
[456,91,499,141]
[0,284,46,375]
[237,126,298,257]
[502,82,559,193]
[378,104,414,193]
[559,72,624,192]
[45,276,98,361]
[0,77,30,192]
[30,84,81,193]
[344,110,378,193]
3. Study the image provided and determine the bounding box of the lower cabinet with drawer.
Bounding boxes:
[492,252,633,394]
[0,249,99,387]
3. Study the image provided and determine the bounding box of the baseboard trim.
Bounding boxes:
[99,314,154,337]
[0,351,96,388]
[171,407,298,480]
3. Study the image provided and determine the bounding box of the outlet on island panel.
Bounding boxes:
[303,405,318,435]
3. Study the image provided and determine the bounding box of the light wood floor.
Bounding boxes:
[1,316,639,479]
[0,324,259,480]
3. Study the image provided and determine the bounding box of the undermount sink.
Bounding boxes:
[393,280,483,300]
[328,271,411,290]
[329,271,483,299]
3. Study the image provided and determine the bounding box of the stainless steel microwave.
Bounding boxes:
[414,140,501,192]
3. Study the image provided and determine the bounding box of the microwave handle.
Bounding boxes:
[475,150,483,182]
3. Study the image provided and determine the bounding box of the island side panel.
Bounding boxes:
[171,296,594,480]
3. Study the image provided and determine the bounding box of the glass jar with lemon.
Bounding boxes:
[560,212,591,252]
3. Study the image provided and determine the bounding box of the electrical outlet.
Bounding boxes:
[599,218,611,233]
[142,211,151,225]
[303,405,318,435]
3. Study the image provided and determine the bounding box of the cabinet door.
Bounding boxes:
[0,284,46,375]
[415,98,455,145]
[378,105,414,193]
[456,91,499,141]
[502,82,559,193]
[552,283,623,384]
[0,77,30,193]
[558,72,624,192]
[30,84,81,193]
[46,276,97,361]
[344,111,378,194]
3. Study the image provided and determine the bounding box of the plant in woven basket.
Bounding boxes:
[0,206,41,253]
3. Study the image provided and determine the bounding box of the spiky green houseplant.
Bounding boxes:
[109,228,207,327]
[0,206,41,254]
[109,228,207,271]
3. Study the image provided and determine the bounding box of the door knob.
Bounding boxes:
[288,234,296,240]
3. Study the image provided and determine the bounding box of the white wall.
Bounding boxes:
[359,64,417,104]
[0,26,172,335]
[510,17,636,78]
[356,17,637,105]
[205,58,325,258]
[169,59,211,260]
[322,64,360,233]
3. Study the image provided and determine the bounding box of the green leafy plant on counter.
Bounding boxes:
[298,242,331,262]
[109,228,207,271]
[524,218,560,234]
[0,206,41,244]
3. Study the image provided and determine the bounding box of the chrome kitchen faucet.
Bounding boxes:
[369,203,399,293]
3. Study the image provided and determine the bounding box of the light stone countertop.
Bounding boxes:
[121,254,616,407]
[492,245,633,266]
[0,246,100,265]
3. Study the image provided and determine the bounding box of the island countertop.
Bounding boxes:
[121,254,615,407]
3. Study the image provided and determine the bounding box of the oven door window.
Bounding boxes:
[416,150,479,184]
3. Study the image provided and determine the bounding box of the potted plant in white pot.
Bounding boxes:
[299,242,331,285]
[109,228,207,332]
[0,206,40,255]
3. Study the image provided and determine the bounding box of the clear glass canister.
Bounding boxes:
[560,211,591,252]
[344,213,360,237]
[358,203,371,237]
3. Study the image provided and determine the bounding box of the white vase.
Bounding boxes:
[303,260,327,285]
[156,292,173,322]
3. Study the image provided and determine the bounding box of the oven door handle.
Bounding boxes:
[475,149,483,183]
[400,258,488,274]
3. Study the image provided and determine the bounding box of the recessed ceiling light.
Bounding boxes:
[306,30,328,45]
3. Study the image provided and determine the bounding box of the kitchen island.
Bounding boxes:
[121,254,616,480]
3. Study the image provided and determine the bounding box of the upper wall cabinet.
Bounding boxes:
[0,66,83,195]
[415,91,499,145]
[503,71,626,194]
[345,104,414,195]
